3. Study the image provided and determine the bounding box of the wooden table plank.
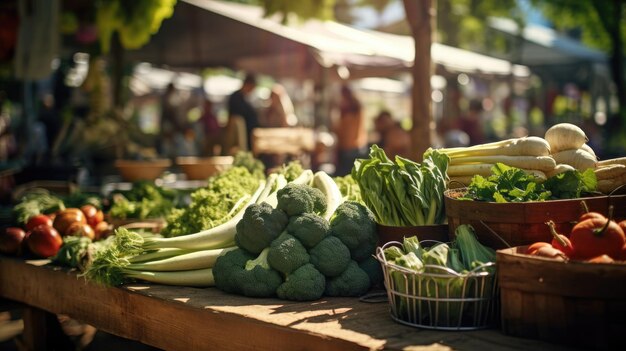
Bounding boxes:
[0,257,575,351]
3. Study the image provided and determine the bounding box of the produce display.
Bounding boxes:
[2,121,626,348]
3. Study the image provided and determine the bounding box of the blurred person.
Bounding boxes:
[373,110,411,159]
[260,84,295,128]
[199,98,221,156]
[334,84,367,176]
[459,99,485,145]
[227,73,259,150]
[159,82,187,158]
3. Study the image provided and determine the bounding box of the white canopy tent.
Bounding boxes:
[127,0,530,82]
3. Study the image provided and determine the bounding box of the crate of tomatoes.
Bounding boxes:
[497,206,626,350]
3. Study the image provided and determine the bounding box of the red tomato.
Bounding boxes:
[53,209,86,236]
[66,222,95,240]
[81,205,104,227]
[25,214,53,232]
[27,225,62,258]
[0,227,26,255]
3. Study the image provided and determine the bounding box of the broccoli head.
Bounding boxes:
[213,248,283,297]
[309,236,351,278]
[267,232,310,275]
[330,201,378,261]
[286,213,329,248]
[276,183,327,217]
[358,256,384,289]
[324,260,371,297]
[235,202,288,254]
[276,263,326,301]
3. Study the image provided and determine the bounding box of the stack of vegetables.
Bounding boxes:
[380,225,497,328]
[352,145,449,226]
[1,192,111,259]
[544,123,597,174]
[433,123,609,187]
[212,172,381,301]
[431,135,554,186]
[82,167,383,296]
[594,158,626,194]
[526,205,626,263]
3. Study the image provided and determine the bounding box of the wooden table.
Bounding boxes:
[0,257,574,351]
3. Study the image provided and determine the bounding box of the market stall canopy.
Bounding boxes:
[487,17,607,66]
[127,0,529,81]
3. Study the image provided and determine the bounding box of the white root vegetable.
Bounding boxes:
[545,164,576,178]
[597,173,626,194]
[551,149,597,171]
[597,157,626,167]
[449,155,556,172]
[544,123,588,153]
[580,143,597,159]
[434,136,551,158]
[123,267,215,287]
[594,164,626,181]
[126,247,236,272]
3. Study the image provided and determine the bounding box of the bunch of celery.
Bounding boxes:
[352,145,449,226]
[382,225,496,327]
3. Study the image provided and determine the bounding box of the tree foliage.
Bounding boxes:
[96,0,176,53]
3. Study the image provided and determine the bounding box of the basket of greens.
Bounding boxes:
[376,225,498,330]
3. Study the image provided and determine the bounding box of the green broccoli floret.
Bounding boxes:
[276,183,327,217]
[358,256,384,289]
[309,236,351,277]
[330,201,378,261]
[267,232,310,275]
[213,248,283,297]
[325,260,371,297]
[276,263,326,301]
[235,203,288,254]
[286,213,329,248]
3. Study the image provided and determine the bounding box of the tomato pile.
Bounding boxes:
[527,206,626,263]
[0,205,112,258]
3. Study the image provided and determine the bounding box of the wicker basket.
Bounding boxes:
[444,188,626,249]
[497,247,626,350]
[376,241,498,330]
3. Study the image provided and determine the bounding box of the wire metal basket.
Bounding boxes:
[375,241,499,330]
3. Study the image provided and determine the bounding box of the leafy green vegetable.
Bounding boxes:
[161,167,261,237]
[12,193,65,225]
[108,181,177,220]
[333,175,362,203]
[544,169,597,199]
[463,163,597,202]
[233,151,266,179]
[352,145,449,226]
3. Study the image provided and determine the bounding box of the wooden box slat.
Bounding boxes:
[497,247,626,350]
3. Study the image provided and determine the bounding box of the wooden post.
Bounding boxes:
[403,0,435,161]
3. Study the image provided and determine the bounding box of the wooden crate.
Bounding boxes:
[497,247,626,350]
[445,189,626,249]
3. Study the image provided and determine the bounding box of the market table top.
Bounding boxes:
[0,257,574,351]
